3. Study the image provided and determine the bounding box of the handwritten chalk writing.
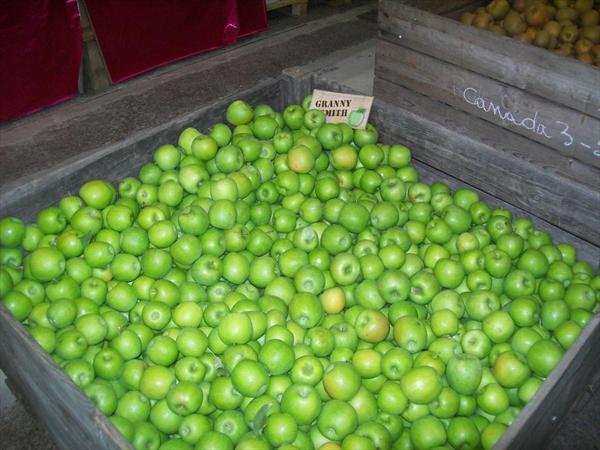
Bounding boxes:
[463,88,552,138]
[556,121,573,147]
[461,87,600,158]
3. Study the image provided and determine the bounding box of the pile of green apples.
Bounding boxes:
[1,97,598,450]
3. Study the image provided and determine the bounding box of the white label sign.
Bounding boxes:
[309,89,374,129]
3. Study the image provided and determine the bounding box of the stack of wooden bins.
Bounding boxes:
[374,0,600,253]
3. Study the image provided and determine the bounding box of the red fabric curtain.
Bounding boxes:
[85,0,268,83]
[0,0,82,122]
[239,0,269,37]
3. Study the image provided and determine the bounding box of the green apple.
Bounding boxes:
[226,100,254,126]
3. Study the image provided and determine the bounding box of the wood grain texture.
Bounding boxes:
[372,78,600,249]
[376,40,600,168]
[389,0,480,15]
[0,305,133,450]
[78,0,112,91]
[378,0,600,120]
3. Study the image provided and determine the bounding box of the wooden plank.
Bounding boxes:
[280,67,316,105]
[78,0,111,91]
[496,314,600,449]
[378,0,600,120]
[376,40,600,168]
[372,74,600,193]
[0,305,132,450]
[391,0,480,15]
[372,78,600,249]
[0,79,282,222]
[292,0,308,17]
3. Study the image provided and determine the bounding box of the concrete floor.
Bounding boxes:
[1,1,599,449]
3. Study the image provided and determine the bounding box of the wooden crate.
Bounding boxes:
[0,68,599,450]
[267,0,308,17]
[375,0,600,248]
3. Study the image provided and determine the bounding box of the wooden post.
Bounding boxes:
[78,0,111,92]
[292,0,308,17]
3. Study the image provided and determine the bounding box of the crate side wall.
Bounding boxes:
[378,0,600,120]
[375,39,600,169]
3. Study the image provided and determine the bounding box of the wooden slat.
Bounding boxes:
[378,0,600,120]
[78,0,112,91]
[496,314,600,450]
[372,78,600,248]
[0,305,132,450]
[391,0,481,15]
[376,40,600,168]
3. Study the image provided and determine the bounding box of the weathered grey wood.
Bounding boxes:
[0,79,281,222]
[391,0,479,15]
[378,0,600,120]
[78,0,112,91]
[376,40,600,168]
[496,313,600,450]
[0,305,133,450]
[280,67,316,106]
[372,78,600,248]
